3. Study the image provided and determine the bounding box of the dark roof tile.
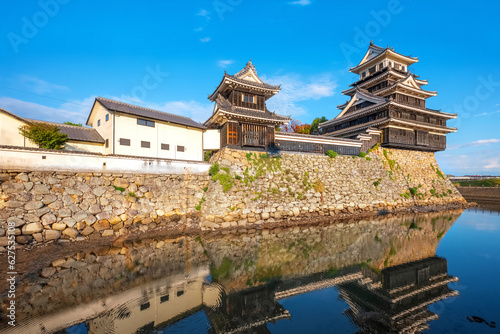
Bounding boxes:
[96,97,206,130]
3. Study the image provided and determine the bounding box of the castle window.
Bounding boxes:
[177,145,185,152]
[141,141,150,148]
[227,122,238,145]
[119,138,130,146]
[161,143,169,150]
[105,114,109,122]
[97,119,101,127]
[242,94,255,103]
[105,139,109,148]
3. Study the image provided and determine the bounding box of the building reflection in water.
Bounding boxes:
[0,210,463,334]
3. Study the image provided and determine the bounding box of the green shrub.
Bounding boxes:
[326,150,338,158]
[366,157,372,161]
[209,162,220,176]
[359,152,367,158]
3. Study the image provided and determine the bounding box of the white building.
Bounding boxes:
[0,97,215,162]
[0,108,105,153]
[87,97,208,161]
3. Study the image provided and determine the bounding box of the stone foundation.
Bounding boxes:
[0,146,466,246]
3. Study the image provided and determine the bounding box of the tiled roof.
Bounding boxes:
[96,97,206,130]
[216,95,290,121]
[25,119,105,143]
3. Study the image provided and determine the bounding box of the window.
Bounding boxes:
[141,141,150,148]
[177,145,185,152]
[378,63,383,71]
[369,66,376,74]
[161,143,169,150]
[177,290,184,297]
[410,114,416,120]
[105,139,109,148]
[105,114,109,122]
[424,117,430,123]
[160,295,169,303]
[227,122,238,145]
[140,302,150,311]
[97,119,101,127]
[137,118,155,127]
[119,138,130,146]
[242,94,255,103]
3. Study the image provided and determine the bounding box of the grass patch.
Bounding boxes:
[326,150,338,158]
[113,185,125,192]
[456,178,500,187]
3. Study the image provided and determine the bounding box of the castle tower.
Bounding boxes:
[320,42,457,152]
[205,60,290,150]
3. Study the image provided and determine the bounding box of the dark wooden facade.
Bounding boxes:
[220,121,276,150]
[320,42,457,152]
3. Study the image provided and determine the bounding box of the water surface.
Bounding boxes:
[1,205,499,333]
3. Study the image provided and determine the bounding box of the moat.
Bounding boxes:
[1,203,499,333]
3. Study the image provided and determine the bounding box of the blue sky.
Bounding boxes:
[1,0,499,175]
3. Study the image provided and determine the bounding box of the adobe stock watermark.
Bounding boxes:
[340,0,410,64]
[129,65,169,102]
[7,0,71,54]
[213,0,243,21]
[450,74,500,129]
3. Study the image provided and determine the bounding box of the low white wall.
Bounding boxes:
[203,129,221,150]
[0,148,210,175]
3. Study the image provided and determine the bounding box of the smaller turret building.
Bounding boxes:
[204,60,290,151]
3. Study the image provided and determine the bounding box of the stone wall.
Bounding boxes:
[0,146,466,245]
[200,146,465,229]
[0,172,209,246]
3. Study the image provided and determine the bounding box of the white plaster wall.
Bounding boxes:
[0,113,37,147]
[0,148,210,175]
[203,129,221,150]
[113,113,204,161]
[88,102,113,155]
[64,141,104,154]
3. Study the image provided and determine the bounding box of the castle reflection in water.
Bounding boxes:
[0,210,463,334]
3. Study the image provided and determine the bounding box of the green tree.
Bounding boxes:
[63,121,82,127]
[310,116,328,134]
[19,123,68,149]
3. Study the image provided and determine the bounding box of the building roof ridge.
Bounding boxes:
[96,97,196,122]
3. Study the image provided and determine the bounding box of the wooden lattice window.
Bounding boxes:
[227,122,238,145]
[242,123,266,147]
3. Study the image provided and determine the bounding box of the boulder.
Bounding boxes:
[44,230,61,241]
[41,213,57,226]
[33,184,50,195]
[22,222,43,234]
[62,228,79,238]
[24,201,44,211]
[93,220,110,231]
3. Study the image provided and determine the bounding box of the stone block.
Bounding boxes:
[44,230,61,241]
[22,222,43,234]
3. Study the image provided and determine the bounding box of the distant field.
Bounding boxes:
[454,179,500,187]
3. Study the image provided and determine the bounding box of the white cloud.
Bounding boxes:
[448,139,500,150]
[196,9,210,20]
[18,75,69,94]
[484,158,500,170]
[263,73,336,117]
[217,60,234,68]
[194,27,204,32]
[474,110,500,117]
[288,0,311,5]
[0,96,92,124]
[200,37,211,43]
